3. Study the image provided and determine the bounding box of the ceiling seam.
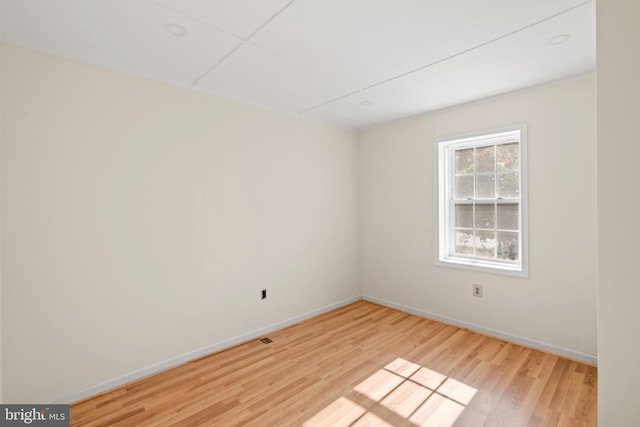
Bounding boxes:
[299,90,363,114]
[301,0,595,114]
[250,42,338,80]
[191,43,243,86]
[362,0,595,92]
[244,0,298,40]
[184,0,299,87]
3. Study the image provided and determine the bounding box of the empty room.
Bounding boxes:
[0,0,638,426]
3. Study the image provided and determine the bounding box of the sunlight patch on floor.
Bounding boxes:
[354,369,405,402]
[303,357,477,427]
[351,412,395,427]
[303,396,366,427]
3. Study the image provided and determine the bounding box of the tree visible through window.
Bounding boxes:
[436,126,527,275]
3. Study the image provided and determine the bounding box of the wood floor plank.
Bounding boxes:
[70,300,597,426]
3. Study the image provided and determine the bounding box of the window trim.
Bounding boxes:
[434,124,529,277]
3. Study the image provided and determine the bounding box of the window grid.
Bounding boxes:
[451,142,520,262]
[454,207,520,261]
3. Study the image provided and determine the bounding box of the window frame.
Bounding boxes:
[435,124,529,277]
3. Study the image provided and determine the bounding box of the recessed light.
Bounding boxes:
[547,34,570,46]
[360,100,373,106]
[164,23,187,37]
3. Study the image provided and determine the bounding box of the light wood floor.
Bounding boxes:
[71,300,597,426]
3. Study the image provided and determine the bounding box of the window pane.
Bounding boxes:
[475,204,495,229]
[476,174,495,198]
[497,142,519,171]
[475,146,495,173]
[497,231,519,260]
[455,204,473,228]
[476,230,495,258]
[455,149,474,174]
[456,176,474,199]
[455,230,474,255]
[497,204,519,230]
[497,172,519,198]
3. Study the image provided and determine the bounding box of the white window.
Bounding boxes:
[436,125,528,276]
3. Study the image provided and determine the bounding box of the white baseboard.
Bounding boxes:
[49,295,361,404]
[362,295,597,365]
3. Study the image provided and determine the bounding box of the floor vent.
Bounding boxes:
[260,337,273,344]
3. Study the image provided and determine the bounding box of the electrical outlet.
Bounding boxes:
[261,289,267,300]
[472,284,483,298]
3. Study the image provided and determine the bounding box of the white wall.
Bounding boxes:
[597,1,640,424]
[358,76,597,359]
[0,48,3,401]
[0,43,359,403]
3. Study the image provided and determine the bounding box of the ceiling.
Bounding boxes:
[0,0,595,129]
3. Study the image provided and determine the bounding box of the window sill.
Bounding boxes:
[436,256,528,278]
